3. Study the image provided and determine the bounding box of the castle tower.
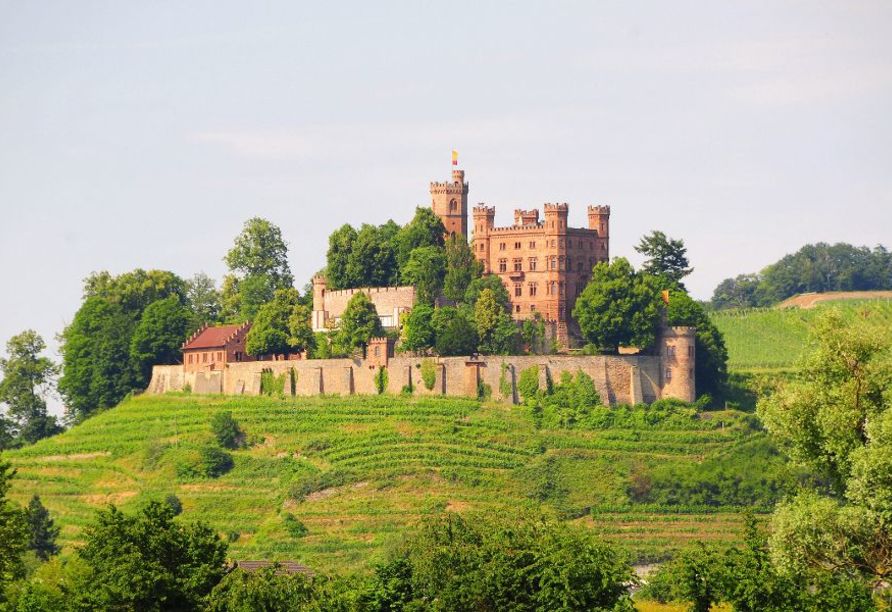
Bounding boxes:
[311,275,328,332]
[431,169,469,238]
[659,326,696,402]
[471,205,496,273]
[588,205,610,238]
[543,203,569,339]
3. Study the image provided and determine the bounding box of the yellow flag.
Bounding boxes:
[451,150,458,166]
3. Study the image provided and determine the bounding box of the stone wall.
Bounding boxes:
[147,351,688,405]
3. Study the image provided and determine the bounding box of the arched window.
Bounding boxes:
[449,199,457,212]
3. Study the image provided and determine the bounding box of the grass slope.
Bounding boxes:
[7,394,756,573]
[710,300,892,371]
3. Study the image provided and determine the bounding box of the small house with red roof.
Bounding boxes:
[182,323,254,373]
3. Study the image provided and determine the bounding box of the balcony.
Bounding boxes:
[508,270,525,280]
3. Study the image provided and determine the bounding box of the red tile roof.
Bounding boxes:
[182,324,249,350]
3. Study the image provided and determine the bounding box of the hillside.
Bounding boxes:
[6,393,761,574]
[710,299,892,371]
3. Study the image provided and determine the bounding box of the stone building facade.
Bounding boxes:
[427,167,611,346]
[311,276,416,333]
[182,323,254,373]
[152,326,695,404]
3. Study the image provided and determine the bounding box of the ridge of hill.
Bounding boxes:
[775,290,892,309]
[709,299,892,371]
[6,393,761,573]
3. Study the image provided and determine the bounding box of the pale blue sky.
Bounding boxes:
[2,1,891,386]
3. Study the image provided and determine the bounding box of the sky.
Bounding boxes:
[1,1,891,409]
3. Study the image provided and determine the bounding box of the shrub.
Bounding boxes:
[282,513,308,538]
[289,368,297,396]
[477,380,492,401]
[419,358,437,391]
[260,370,286,397]
[517,366,539,403]
[498,363,513,398]
[289,469,354,502]
[210,412,244,449]
[374,367,388,395]
[176,445,235,480]
[164,493,183,516]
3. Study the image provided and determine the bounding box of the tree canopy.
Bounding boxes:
[245,288,314,357]
[129,295,191,380]
[335,292,384,354]
[0,330,61,445]
[635,230,693,287]
[401,246,447,305]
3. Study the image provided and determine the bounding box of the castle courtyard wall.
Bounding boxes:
[148,352,683,405]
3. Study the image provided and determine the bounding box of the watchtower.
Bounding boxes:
[471,205,496,273]
[431,169,469,238]
[587,205,610,238]
[659,326,696,403]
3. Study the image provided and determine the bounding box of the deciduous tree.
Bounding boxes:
[245,288,313,357]
[336,292,384,354]
[394,207,445,269]
[0,330,61,444]
[0,457,27,600]
[474,288,517,355]
[443,234,482,302]
[185,272,222,330]
[401,246,447,305]
[129,296,191,382]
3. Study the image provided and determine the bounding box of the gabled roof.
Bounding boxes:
[182,324,250,350]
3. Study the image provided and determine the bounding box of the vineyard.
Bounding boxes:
[7,393,761,574]
[710,299,892,371]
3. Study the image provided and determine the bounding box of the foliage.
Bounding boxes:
[0,330,61,445]
[374,367,388,395]
[517,366,540,404]
[245,288,314,357]
[432,306,478,356]
[710,242,892,309]
[401,245,447,305]
[420,358,437,391]
[474,288,517,355]
[222,218,293,321]
[185,272,222,330]
[394,207,445,269]
[573,258,663,353]
[25,494,60,561]
[666,290,729,400]
[165,493,183,516]
[0,456,27,599]
[336,292,384,354]
[326,221,401,290]
[376,509,635,611]
[464,274,510,311]
[538,371,602,428]
[443,233,482,302]
[635,230,693,287]
[129,295,191,380]
[260,370,287,397]
[177,445,234,479]
[520,313,548,355]
[74,501,228,610]
[206,566,320,612]
[83,268,188,314]
[400,303,435,353]
[283,512,309,538]
[211,411,244,449]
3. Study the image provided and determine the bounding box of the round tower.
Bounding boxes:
[660,326,696,403]
[311,275,328,332]
[430,168,469,238]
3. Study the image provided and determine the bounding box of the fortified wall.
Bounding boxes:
[148,327,696,405]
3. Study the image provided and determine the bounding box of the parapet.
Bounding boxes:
[514,209,540,226]
[661,326,697,338]
[588,205,611,215]
[472,204,496,216]
[543,202,569,213]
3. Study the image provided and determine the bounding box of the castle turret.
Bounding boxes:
[659,326,696,403]
[514,209,540,226]
[472,204,496,273]
[312,275,328,332]
[431,169,469,238]
[587,205,610,238]
[543,203,569,235]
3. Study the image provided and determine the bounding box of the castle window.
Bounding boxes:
[665,368,672,381]
[498,259,507,273]
[374,346,380,357]
[514,241,521,249]
[499,242,506,251]
[449,199,457,212]
[530,304,536,311]
[513,259,522,272]
[602,243,607,251]
[529,282,537,297]
[515,304,521,313]
[514,283,522,297]
[529,257,537,271]
[558,305,565,319]
[567,259,573,272]
[667,346,676,358]
[188,354,193,364]
[689,368,694,378]
[558,256,565,270]
[559,282,565,297]
[529,241,536,249]
[202,353,207,363]
[479,242,485,251]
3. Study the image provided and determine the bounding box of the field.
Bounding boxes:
[710,299,892,371]
[6,393,756,575]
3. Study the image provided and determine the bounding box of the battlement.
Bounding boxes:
[488,224,546,233]
[588,205,611,214]
[430,181,469,195]
[472,204,496,216]
[662,326,697,337]
[543,203,569,213]
[514,209,540,225]
[322,286,414,299]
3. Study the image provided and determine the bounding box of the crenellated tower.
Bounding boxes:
[430,169,469,238]
[471,204,496,273]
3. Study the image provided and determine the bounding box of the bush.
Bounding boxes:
[374,367,388,394]
[419,358,437,391]
[260,370,286,397]
[164,493,183,516]
[477,380,492,401]
[517,366,540,403]
[498,363,513,398]
[178,445,234,479]
[210,412,244,449]
[282,513,308,538]
[289,469,354,502]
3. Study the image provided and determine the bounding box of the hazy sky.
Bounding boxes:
[2,1,891,384]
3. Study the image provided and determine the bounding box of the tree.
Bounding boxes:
[474,288,517,355]
[401,246,447,305]
[443,234,482,302]
[325,224,358,290]
[221,273,279,322]
[379,510,634,611]
[185,272,222,330]
[0,330,61,444]
[464,274,510,311]
[758,311,892,590]
[245,288,313,357]
[394,207,445,269]
[83,269,187,315]
[129,296,191,382]
[24,494,60,561]
[432,307,478,356]
[206,566,321,612]
[400,303,435,353]
[666,290,729,400]
[573,258,662,353]
[73,501,228,610]
[635,230,693,287]
[0,456,27,600]
[59,297,139,422]
[348,223,399,288]
[336,292,383,354]
[710,274,762,310]
[211,412,244,450]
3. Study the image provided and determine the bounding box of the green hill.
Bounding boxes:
[710,300,892,371]
[6,393,761,574]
